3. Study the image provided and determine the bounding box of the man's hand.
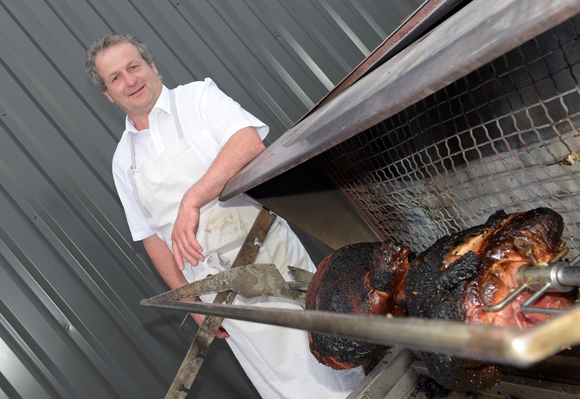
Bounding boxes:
[172,199,205,269]
[189,312,230,339]
[182,297,229,339]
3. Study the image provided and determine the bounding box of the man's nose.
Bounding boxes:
[125,72,138,86]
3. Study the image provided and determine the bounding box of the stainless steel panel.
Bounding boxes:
[248,158,382,250]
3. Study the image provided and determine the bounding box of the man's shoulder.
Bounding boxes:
[173,79,205,91]
[172,78,217,99]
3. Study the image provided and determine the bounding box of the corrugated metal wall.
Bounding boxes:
[0,0,423,398]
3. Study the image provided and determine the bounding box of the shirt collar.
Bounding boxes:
[124,85,171,133]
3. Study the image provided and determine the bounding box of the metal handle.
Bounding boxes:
[557,266,580,287]
[140,298,580,368]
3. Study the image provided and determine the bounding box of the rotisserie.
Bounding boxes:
[307,207,577,391]
[305,241,413,369]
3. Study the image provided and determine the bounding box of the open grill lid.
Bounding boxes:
[221,0,580,257]
[221,0,580,204]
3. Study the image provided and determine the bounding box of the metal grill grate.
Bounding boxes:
[318,15,580,255]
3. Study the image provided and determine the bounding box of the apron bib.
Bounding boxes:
[127,90,261,280]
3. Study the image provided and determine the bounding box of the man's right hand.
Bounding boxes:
[172,199,205,269]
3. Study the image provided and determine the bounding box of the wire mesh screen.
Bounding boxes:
[318,15,580,256]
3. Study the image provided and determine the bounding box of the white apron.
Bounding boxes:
[129,90,364,399]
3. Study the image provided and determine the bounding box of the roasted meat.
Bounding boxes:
[406,207,576,391]
[306,207,576,391]
[305,241,412,369]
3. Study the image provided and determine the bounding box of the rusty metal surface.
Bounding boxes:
[142,264,306,305]
[502,351,580,389]
[287,266,314,283]
[221,0,580,202]
[411,362,580,398]
[347,348,580,399]
[293,0,464,127]
[164,208,277,399]
[346,348,417,399]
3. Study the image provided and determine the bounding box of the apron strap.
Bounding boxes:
[128,88,185,219]
[204,235,248,270]
[129,89,185,171]
[169,89,185,140]
[127,132,152,218]
[129,132,137,171]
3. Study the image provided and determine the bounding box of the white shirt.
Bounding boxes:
[112,78,268,241]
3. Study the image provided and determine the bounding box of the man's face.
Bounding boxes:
[95,42,162,120]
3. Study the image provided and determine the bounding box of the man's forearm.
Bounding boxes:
[143,234,188,289]
[182,126,265,209]
[142,233,230,338]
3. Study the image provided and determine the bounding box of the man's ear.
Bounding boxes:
[151,60,159,75]
[103,90,114,103]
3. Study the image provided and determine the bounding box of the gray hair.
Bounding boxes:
[85,32,154,91]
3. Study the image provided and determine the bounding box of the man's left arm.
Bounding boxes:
[171,126,265,269]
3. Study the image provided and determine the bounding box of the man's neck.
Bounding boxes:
[129,114,150,132]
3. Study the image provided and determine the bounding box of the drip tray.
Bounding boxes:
[347,348,580,399]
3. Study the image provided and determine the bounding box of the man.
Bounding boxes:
[86,33,363,398]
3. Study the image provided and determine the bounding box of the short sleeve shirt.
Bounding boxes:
[112,78,269,241]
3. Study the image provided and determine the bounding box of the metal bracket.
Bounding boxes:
[483,239,580,315]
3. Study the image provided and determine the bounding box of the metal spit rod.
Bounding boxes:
[140,298,580,368]
[558,265,580,286]
[484,241,580,315]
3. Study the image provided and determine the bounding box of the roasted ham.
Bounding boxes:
[305,241,413,369]
[306,207,577,391]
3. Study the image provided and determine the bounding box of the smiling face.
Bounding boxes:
[95,41,162,129]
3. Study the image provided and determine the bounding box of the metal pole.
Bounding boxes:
[140,298,580,367]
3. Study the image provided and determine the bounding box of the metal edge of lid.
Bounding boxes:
[221,0,580,201]
[292,0,465,128]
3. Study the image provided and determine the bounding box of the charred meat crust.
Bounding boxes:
[406,234,464,321]
[306,242,380,369]
[436,251,480,292]
[306,242,378,315]
[307,330,377,370]
[308,208,572,384]
[405,212,510,391]
[478,208,564,266]
[370,242,411,293]
[306,241,412,369]
[406,210,509,321]
[406,208,571,392]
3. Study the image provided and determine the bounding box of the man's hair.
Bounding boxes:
[85,32,154,91]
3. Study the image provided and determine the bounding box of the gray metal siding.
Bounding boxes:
[0,0,422,398]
